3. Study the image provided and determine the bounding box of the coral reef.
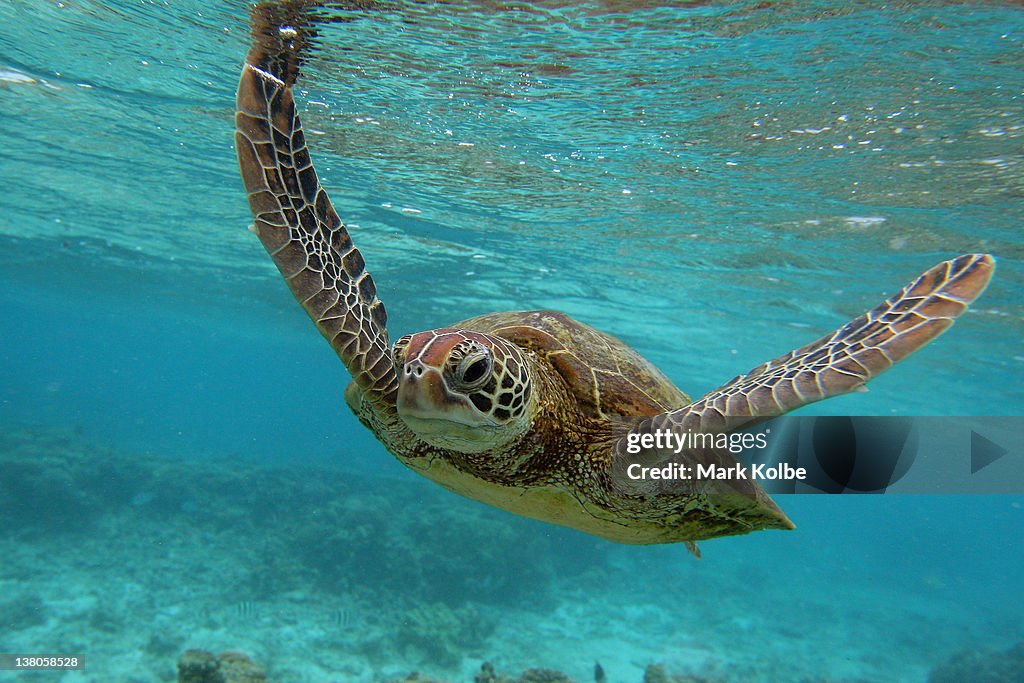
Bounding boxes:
[641,664,727,683]
[388,674,450,683]
[394,662,577,683]
[0,423,562,610]
[8,424,1016,683]
[387,662,872,683]
[177,650,221,683]
[284,487,560,610]
[516,669,575,683]
[401,662,736,683]
[397,602,496,667]
[473,662,501,683]
[0,593,48,629]
[407,662,727,683]
[177,649,268,683]
[0,429,100,533]
[928,640,1024,683]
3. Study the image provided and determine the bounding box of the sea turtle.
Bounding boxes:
[234,5,994,551]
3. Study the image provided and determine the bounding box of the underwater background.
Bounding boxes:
[1,1,1022,681]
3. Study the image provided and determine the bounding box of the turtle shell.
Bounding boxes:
[454,309,690,420]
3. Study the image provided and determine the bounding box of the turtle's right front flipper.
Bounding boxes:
[632,253,995,439]
[235,2,399,412]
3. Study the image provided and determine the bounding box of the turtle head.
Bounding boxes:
[392,329,536,454]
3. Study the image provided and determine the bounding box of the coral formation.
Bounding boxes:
[388,674,450,683]
[437,662,728,683]
[177,650,222,683]
[641,664,725,683]
[928,640,1024,683]
[516,668,575,683]
[397,602,496,667]
[0,423,559,609]
[177,649,268,683]
[393,662,578,683]
[443,662,726,683]
[0,429,99,532]
[473,662,501,683]
[0,593,48,629]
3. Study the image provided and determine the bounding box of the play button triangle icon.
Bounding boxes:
[971,431,1009,474]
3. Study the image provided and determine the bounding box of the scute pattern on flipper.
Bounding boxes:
[626,253,995,444]
[235,5,398,411]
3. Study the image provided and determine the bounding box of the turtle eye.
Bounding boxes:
[392,335,412,370]
[455,350,492,390]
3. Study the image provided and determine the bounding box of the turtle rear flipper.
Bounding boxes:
[235,3,399,412]
[648,253,994,436]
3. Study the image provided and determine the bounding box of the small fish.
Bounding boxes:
[235,601,258,619]
[333,607,357,628]
[594,662,606,683]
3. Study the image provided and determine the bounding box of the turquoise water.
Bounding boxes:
[1,1,1022,681]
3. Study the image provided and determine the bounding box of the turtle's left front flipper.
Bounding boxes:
[632,253,995,439]
[235,2,399,412]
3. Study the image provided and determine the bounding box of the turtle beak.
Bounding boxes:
[397,360,448,419]
[396,359,499,454]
